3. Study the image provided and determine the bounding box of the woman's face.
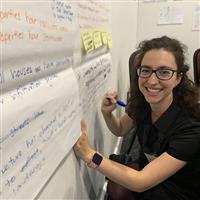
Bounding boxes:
[138,49,181,110]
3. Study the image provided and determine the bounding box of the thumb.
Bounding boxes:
[81,119,87,135]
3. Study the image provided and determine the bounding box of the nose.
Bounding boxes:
[147,72,159,84]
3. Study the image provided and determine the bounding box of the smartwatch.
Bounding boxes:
[87,152,103,169]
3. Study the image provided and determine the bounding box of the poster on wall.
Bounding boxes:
[157,6,184,25]
[76,0,111,29]
[75,53,112,115]
[192,3,200,31]
[1,1,76,91]
[0,1,81,199]
[0,69,81,199]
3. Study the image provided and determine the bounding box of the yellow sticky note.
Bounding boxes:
[101,31,107,45]
[81,29,94,53]
[107,32,112,49]
[93,31,102,49]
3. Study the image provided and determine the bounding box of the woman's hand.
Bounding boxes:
[101,91,118,116]
[73,120,96,164]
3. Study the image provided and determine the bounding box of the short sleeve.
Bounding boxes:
[167,123,200,161]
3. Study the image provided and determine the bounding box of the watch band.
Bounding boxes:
[87,152,103,169]
[87,161,98,169]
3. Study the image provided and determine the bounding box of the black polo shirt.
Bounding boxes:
[135,102,200,200]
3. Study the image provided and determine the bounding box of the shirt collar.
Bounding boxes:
[138,101,182,131]
[154,101,181,138]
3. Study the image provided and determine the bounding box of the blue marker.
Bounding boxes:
[116,99,126,107]
[107,97,126,107]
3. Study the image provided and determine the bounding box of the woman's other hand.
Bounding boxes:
[101,91,118,116]
[73,120,95,164]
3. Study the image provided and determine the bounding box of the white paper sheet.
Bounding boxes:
[158,6,184,25]
[75,0,111,29]
[75,53,112,115]
[192,4,200,31]
[1,1,76,92]
[0,68,81,199]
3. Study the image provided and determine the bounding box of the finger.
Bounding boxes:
[104,97,113,105]
[106,91,118,99]
[81,119,87,135]
[105,91,115,98]
[113,91,118,99]
[108,91,117,98]
[110,97,116,104]
[102,95,112,105]
[106,96,117,104]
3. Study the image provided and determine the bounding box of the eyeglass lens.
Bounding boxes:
[137,67,176,80]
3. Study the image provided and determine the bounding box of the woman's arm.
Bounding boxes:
[73,121,187,193]
[97,152,186,192]
[101,91,134,136]
[102,112,133,137]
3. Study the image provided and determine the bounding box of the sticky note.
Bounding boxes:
[93,31,102,49]
[101,31,107,45]
[81,29,94,53]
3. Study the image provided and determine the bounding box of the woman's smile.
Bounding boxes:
[145,86,162,95]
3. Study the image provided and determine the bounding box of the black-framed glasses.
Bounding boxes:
[137,65,178,80]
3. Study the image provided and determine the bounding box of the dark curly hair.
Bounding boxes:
[127,36,200,122]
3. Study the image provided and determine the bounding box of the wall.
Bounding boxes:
[111,1,139,102]
[137,0,200,79]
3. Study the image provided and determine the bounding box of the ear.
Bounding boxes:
[176,73,183,86]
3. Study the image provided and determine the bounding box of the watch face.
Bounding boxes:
[92,153,103,166]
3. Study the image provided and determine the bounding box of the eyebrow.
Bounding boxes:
[141,65,175,70]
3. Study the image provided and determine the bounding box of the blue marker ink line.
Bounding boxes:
[106,97,126,107]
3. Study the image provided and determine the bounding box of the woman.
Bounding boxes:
[73,36,200,200]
